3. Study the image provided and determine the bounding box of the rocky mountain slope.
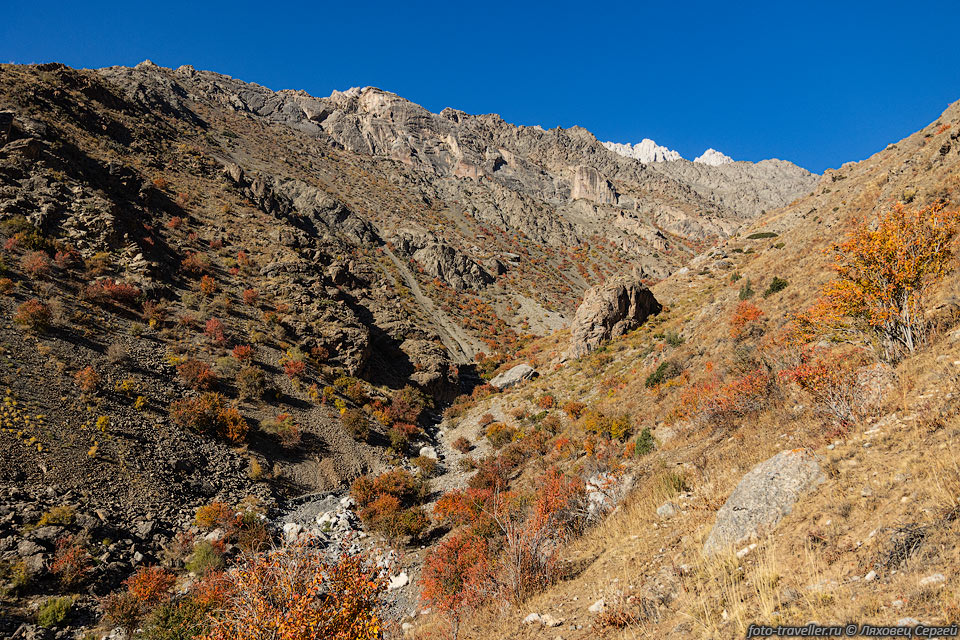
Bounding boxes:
[408,97,960,639]
[6,58,956,640]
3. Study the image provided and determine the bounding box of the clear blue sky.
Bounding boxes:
[4,0,960,173]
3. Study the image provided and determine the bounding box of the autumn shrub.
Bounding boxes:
[696,369,777,428]
[452,436,471,453]
[341,408,369,442]
[195,502,236,531]
[485,421,515,448]
[126,565,176,607]
[170,393,248,443]
[199,275,217,296]
[83,278,141,306]
[468,454,515,491]
[562,400,586,419]
[282,357,306,382]
[411,455,438,477]
[0,277,13,294]
[21,250,50,278]
[231,344,253,362]
[235,365,267,401]
[794,203,960,361]
[203,543,385,640]
[730,301,765,340]
[177,359,218,390]
[387,385,430,424]
[204,317,226,344]
[74,366,100,394]
[388,421,419,452]
[780,347,864,431]
[644,360,683,388]
[241,288,259,306]
[351,470,428,539]
[261,413,301,447]
[50,535,91,587]
[536,394,555,409]
[14,298,51,332]
[420,533,496,635]
[580,410,632,441]
[181,251,210,276]
[53,246,81,270]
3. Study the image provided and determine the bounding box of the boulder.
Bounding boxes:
[489,364,538,390]
[566,273,661,359]
[704,449,824,555]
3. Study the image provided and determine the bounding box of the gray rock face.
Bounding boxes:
[566,273,661,359]
[392,229,493,291]
[489,364,538,389]
[97,64,819,277]
[704,449,825,555]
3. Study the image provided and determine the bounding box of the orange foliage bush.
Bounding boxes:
[125,565,176,607]
[199,274,218,296]
[420,533,496,633]
[13,298,51,331]
[203,543,385,640]
[74,366,100,394]
[242,288,259,306]
[51,535,92,587]
[730,301,764,340]
[562,400,586,419]
[794,203,960,361]
[170,392,247,443]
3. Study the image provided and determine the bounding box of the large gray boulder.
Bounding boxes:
[704,449,825,555]
[489,364,538,389]
[566,273,661,359]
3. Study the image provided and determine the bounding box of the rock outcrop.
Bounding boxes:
[392,229,493,291]
[489,364,538,389]
[704,449,825,555]
[566,273,661,359]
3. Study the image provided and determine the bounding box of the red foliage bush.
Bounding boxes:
[242,288,258,306]
[205,317,226,344]
[21,250,50,278]
[181,252,209,276]
[83,278,142,306]
[177,359,218,390]
[232,344,253,362]
[13,298,51,331]
[51,535,92,587]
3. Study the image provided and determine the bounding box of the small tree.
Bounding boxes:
[795,203,960,362]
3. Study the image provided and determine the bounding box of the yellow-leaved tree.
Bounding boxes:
[795,202,960,362]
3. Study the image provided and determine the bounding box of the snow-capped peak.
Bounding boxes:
[602,138,683,163]
[693,148,734,166]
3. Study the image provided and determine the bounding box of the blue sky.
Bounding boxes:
[3,1,960,173]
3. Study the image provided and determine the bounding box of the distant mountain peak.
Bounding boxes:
[602,139,682,163]
[694,148,734,166]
